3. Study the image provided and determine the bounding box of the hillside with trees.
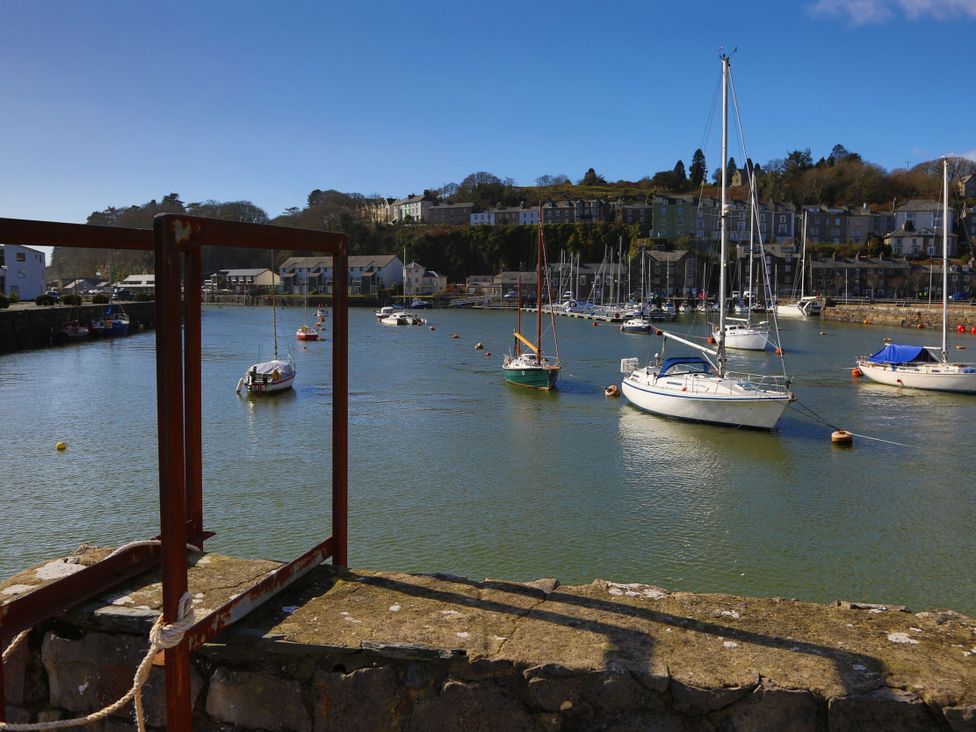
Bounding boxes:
[49,145,976,283]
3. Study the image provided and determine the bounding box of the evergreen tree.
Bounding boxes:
[673,160,687,188]
[689,148,707,187]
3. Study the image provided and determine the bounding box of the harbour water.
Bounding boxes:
[2,305,974,614]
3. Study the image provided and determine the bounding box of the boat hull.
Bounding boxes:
[722,328,769,350]
[621,370,790,429]
[855,360,976,393]
[503,364,560,390]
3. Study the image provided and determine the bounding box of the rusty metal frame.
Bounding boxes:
[0,215,349,729]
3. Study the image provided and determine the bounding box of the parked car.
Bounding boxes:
[112,288,134,300]
[948,290,973,301]
[45,289,61,301]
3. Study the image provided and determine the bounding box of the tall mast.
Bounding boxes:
[718,52,729,376]
[271,250,279,359]
[800,211,807,299]
[747,184,755,326]
[536,211,544,357]
[942,157,949,362]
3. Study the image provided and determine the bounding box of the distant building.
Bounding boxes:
[428,202,474,225]
[894,199,953,240]
[114,273,155,294]
[404,262,447,295]
[884,226,958,257]
[278,255,403,295]
[613,202,654,226]
[0,244,46,300]
[392,192,437,223]
[205,268,278,294]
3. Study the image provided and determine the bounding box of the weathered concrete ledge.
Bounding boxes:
[3,546,975,730]
[823,302,976,330]
[0,302,155,353]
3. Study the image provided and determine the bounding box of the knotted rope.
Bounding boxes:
[1,540,201,731]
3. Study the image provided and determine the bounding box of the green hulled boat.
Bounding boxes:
[502,209,561,391]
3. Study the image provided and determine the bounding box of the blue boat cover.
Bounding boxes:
[659,356,713,375]
[866,344,935,364]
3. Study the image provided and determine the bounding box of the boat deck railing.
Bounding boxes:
[725,370,792,393]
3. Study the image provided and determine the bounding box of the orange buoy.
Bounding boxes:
[916,323,924,329]
[604,384,620,398]
[592,321,599,327]
[831,430,853,446]
[863,319,870,325]
[957,324,966,333]
[775,347,784,355]
[971,327,976,335]
[706,336,716,345]
[451,333,460,339]
[485,352,491,357]
[655,329,663,336]
[851,368,862,377]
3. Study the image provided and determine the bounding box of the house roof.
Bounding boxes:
[279,255,400,270]
[221,268,270,277]
[895,199,942,212]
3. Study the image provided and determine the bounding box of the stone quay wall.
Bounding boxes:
[0,302,155,354]
[2,548,974,731]
[822,302,976,330]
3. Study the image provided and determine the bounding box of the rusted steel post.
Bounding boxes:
[332,253,349,567]
[183,247,204,547]
[1,635,7,722]
[153,218,193,731]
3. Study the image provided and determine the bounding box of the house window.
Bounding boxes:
[16,252,26,262]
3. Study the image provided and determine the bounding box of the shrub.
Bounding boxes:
[134,292,153,302]
[62,294,82,306]
[91,293,109,304]
[9,292,20,303]
[35,295,55,306]
[0,294,8,309]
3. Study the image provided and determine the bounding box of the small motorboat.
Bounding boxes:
[295,323,322,341]
[91,305,129,337]
[620,317,652,334]
[380,310,426,326]
[56,320,89,343]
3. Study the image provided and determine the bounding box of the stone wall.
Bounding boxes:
[0,303,155,354]
[823,302,976,330]
[3,549,974,731]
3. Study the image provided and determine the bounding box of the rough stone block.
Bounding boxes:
[138,662,203,729]
[41,630,147,716]
[409,679,536,732]
[670,677,757,715]
[312,665,400,732]
[527,675,581,713]
[2,630,32,705]
[205,667,310,731]
[714,685,819,731]
[943,705,976,732]
[828,687,933,731]
[587,669,651,715]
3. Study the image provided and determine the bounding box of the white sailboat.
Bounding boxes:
[620,53,793,430]
[776,211,822,318]
[237,255,295,395]
[716,179,769,350]
[854,159,976,392]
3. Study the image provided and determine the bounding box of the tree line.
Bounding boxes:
[50,147,975,283]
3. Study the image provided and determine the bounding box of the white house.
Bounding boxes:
[115,273,155,294]
[403,262,447,296]
[894,200,954,242]
[392,193,435,223]
[0,244,46,300]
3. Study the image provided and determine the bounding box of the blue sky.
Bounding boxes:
[2,0,975,243]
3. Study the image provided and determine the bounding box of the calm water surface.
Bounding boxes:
[2,305,974,614]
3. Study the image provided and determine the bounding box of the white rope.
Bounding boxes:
[0,592,195,731]
[2,631,30,663]
[0,540,201,731]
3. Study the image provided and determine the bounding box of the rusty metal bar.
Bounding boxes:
[153,218,193,731]
[0,217,152,250]
[0,635,6,722]
[0,545,162,641]
[183,247,204,548]
[333,254,349,566]
[184,537,335,650]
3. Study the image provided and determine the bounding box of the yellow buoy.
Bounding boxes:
[831,430,853,446]
[55,441,67,451]
[605,384,620,398]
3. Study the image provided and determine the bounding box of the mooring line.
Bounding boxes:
[788,398,919,449]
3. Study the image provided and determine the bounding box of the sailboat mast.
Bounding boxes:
[747,181,755,326]
[942,157,949,361]
[718,53,729,376]
[271,250,279,359]
[536,215,544,357]
[800,211,807,300]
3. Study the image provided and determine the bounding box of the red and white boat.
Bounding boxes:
[296,323,322,341]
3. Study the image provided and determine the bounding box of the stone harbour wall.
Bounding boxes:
[0,302,155,353]
[822,302,976,330]
[2,549,975,730]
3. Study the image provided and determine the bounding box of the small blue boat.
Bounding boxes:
[91,304,130,337]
